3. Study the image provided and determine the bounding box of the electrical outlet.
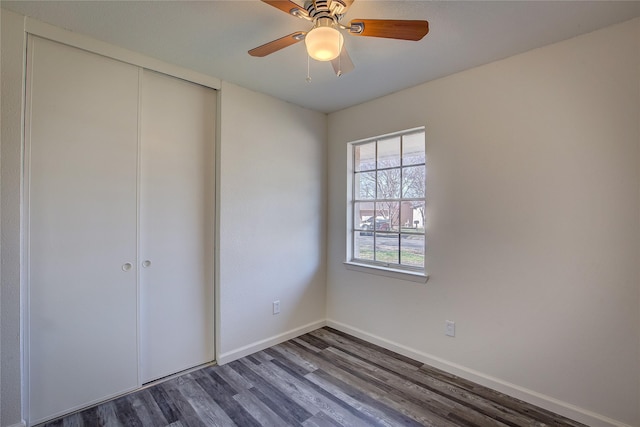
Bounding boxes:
[273,300,280,315]
[445,320,455,337]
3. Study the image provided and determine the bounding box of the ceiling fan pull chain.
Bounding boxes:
[336,30,343,76]
[337,48,342,76]
[306,54,312,83]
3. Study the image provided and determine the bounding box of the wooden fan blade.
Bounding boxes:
[348,19,429,41]
[262,0,309,18]
[248,32,306,57]
[331,46,355,76]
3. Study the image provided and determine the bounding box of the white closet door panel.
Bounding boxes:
[140,70,215,383]
[28,37,140,423]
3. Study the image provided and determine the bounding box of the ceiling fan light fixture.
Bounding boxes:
[305,25,344,61]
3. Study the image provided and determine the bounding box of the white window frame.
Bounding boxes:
[345,127,429,283]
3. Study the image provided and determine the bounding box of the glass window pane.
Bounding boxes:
[402,165,425,198]
[386,201,401,232]
[354,202,375,231]
[402,132,425,166]
[375,202,396,232]
[401,201,425,231]
[401,234,425,267]
[354,232,374,261]
[376,168,401,199]
[375,233,399,264]
[355,142,375,172]
[355,171,376,199]
[399,201,414,230]
[377,137,400,168]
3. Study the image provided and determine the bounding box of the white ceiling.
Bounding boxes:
[3,0,640,113]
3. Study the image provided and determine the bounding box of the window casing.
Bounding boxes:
[347,128,426,278]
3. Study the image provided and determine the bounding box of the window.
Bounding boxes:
[347,128,427,280]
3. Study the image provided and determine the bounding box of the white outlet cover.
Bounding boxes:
[445,320,455,337]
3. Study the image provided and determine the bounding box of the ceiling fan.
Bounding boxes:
[248,0,429,76]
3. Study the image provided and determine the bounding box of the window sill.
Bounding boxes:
[344,262,429,283]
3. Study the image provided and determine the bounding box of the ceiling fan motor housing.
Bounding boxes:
[305,0,342,23]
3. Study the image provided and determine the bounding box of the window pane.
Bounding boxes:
[354,202,375,230]
[377,137,400,168]
[402,165,425,198]
[375,233,399,264]
[375,202,396,232]
[388,201,402,232]
[355,171,376,199]
[401,234,425,267]
[402,201,425,231]
[354,232,374,261]
[376,168,401,199]
[355,142,375,172]
[402,132,425,166]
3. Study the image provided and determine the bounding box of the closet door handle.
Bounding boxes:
[142,260,152,268]
[122,262,133,272]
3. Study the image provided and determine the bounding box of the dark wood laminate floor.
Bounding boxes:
[41,327,586,427]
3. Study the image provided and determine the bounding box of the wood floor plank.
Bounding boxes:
[312,328,423,371]
[254,357,378,427]
[307,369,442,427]
[237,358,322,418]
[193,369,262,427]
[211,364,254,392]
[228,359,313,424]
[113,395,144,427]
[297,333,331,351]
[266,343,319,374]
[124,391,164,427]
[39,327,588,427]
[134,389,170,427]
[79,406,99,427]
[301,411,345,427]
[148,381,182,425]
[233,389,290,426]
[176,372,236,426]
[268,357,387,427]
[160,377,208,427]
[252,349,275,364]
[321,327,424,367]
[95,401,123,427]
[61,413,83,427]
[247,386,308,426]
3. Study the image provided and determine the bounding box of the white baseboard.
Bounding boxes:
[8,422,27,427]
[216,319,327,365]
[326,319,632,427]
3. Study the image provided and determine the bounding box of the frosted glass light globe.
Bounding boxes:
[305,26,344,61]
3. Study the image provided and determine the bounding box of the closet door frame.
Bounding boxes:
[21,22,220,426]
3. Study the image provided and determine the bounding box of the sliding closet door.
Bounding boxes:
[27,37,140,423]
[140,70,215,383]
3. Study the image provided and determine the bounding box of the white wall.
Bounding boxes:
[217,82,327,363]
[327,17,640,427]
[1,9,26,427]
